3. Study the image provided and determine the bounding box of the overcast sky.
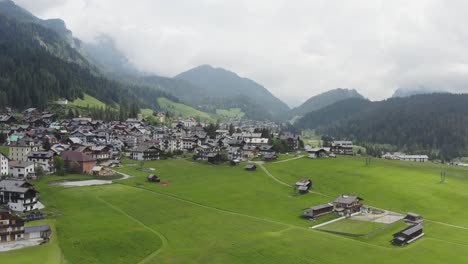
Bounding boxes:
[16,0,468,105]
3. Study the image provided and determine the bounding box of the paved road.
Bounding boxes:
[109,169,132,180]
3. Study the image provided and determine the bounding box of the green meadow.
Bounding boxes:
[1,156,468,263]
[69,93,107,109]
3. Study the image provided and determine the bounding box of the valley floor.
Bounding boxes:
[1,156,468,264]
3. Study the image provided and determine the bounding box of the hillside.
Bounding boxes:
[157,97,215,122]
[0,1,181,114]
[174,65,290,119]
[296,94,468,159]
[290,88,364,117]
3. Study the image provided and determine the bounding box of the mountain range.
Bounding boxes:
[289,88,364,118]
[296,93,468,159]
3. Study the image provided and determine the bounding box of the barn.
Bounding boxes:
[392,224,424,246]
[303,203,334,218]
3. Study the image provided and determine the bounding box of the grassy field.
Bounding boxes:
[157,97,215,122]
[318,219,386,234]
[2,157,468,263]
[0,145,8,156]
[69,93,107,109]
[216,108,245,118]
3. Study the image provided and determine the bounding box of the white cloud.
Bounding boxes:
[15,0,468,101]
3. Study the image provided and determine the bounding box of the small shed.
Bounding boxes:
[24,225,52,240]
[230,159,241,166]
[303,203,334,218]
[244,164,257,171]
[147,174,160,182]
[403,212,423,224]
[207,153,223,164]
[392,224,424,246]
[295,179,312,193]
[92,166,104,176]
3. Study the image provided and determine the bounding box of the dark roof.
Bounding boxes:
[60,151,96,162]
[0,180,36,193]
[310,203,334,211]
[25,225,51,233]
[28,151,54,159]
[398,224,423,236]
[334,195,362,204]
[244,164,256,169]
[405,212,421,218]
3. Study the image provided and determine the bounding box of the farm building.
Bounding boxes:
[92,166,104,176]
[303,203,334,218]
[392,224,424,246]
[334,195,363,215]
[244,164,257,171]
[307,148,328,159]
[263,152,277,161]
[24,225,52,240]
[147,174,160,182]
[403,212,423,224]
[207,153,223,164]
[295,179,312,193]
[60,151,97,174]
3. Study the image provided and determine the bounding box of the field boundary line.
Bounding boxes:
[120,183,308,230]
[311,216,346,229]
[426,219,468,230]
[271,155,305,163]
[95,196,169,264]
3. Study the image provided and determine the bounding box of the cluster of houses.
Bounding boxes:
[0,210,51,244]
[303,194,364,219]
[306,140,354,158]
[303,194,425,246]
[382,152,429,162]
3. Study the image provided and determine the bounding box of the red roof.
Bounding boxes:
[60,151,95,162]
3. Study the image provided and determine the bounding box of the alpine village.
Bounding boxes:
[0,1,467,264]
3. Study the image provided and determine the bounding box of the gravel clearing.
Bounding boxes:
[0,239,44,252]
[60,180,112,187]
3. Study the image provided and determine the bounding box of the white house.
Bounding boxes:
[27,151,55,173]
[0,180,39,212]
[9,161,35,178]
[0,152,8,176]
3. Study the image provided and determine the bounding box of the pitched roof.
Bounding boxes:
[60,151,96,162]
[334,195,361,204]
[0,179,36,193]
[25,225,51,233]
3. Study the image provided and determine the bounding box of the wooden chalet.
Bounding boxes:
[0,180,39,212]
[295,179,312,193]
[307,148,328,159]
[392,224,424,246]
[334,195,363,215]
[0,211,25,242]
[303,203,334,218]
